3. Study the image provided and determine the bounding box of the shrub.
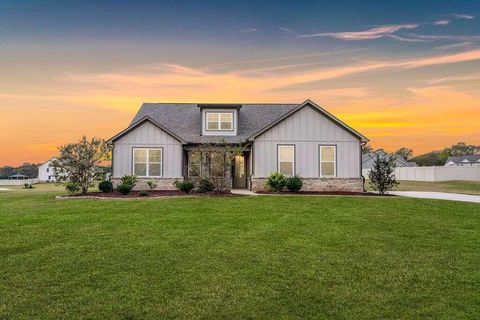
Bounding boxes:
[175,180,194,193]
[266,172,287,192]
[98,181,113,193]
[198,178,214,193]
[286,176,303,192]
[120,175,137,187]
[23,183,34,189]
[139,191,148,197]
[117,183,133,195]
[146,180,157,191]
[368,153,399,195]
[65,181,80,194]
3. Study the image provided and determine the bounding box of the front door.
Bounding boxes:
[233,155,247,189]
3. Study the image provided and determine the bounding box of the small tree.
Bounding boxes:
[368,153,399,195]
[52,136,110,194]
[394,147,413,161]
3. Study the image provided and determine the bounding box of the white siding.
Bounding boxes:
[38,159,57,182]
[113,121,183,178]
[253,105,361,178]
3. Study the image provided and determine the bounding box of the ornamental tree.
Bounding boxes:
[52,136,110,194]
[368,153,399,195]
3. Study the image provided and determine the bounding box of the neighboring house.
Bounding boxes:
[444,155,480,167]
[107,100,368,191]
[38,158,57,182]
[362,150,417,170]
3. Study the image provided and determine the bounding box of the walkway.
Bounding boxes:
[230,189,259,196]
[389,191,480,203]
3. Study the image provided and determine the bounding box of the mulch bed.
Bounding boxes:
[256,191,389,196]
[59,190,237,199]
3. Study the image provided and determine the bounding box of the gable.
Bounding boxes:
[255,104,360,142]
[114,120,182,145]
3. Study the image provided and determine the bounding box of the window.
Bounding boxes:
[188,152,201,177]
[319,146,336,177]
[210,152,225,177]
[278,145,295,176]
[46,168,49,173]
[206,112,233,131]
[133,148,162,177]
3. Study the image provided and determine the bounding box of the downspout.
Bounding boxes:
[360,140,367,192]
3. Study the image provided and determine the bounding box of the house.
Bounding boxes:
[362,150,417,170]
[38,158,57,182]
[444,155,480,167]
[107,100,368,192]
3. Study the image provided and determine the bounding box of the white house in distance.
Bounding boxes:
[38,157,57,182]
[444,155,480,167]
[107,99,369,192]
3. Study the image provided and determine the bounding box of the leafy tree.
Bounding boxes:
[447,142,479,156]
[394,147,413,161]
[52,136,110,194]
[17,163,39,178]
[368,153,398,195]
[361,143,373,154]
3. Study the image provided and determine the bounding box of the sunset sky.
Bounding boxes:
[1,0,479,166]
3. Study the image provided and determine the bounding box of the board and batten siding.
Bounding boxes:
[112,121,183,178]
[253,105,361,178]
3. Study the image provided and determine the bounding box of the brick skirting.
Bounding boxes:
[111,178,181,191]
[251,177,364,192]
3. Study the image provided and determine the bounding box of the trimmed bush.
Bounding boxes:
[23,183,34,189]
[146,180,157,191]
[286,176,303,192]
[120,175,138,187]
[65,182,80,194]
[98,181,113,193]
[117,183,133,195]
[198,178,214,193]
[139,191,149,197]
[266,172,287,192]
[175,180,194,193]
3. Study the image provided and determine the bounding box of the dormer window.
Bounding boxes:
[206,112,233,131]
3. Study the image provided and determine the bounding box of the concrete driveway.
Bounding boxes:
[390,191,480,203]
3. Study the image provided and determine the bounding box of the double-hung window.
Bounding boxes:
[206,112,233,131]
[133,148,162,177]
[278,145,295,176]
[319,146,336,177]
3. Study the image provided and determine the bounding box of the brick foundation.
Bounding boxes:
[251,177,364,192]
[111,178,181,191]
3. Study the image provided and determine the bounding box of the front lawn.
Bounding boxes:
[365,180,480,195]
[0,188,479,319]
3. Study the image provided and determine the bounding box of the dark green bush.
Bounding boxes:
[266,172,287,192]
[98,181,113,193]
[65,182,80,194]
[198,178,214,193]
[139,191,149,197]
[286,175,303,192]
[117,183,133,195]
[120,175,138,187]
[23,183,34,189]
[175,180,194,193]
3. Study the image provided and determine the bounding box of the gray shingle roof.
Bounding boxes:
[129,103,299,143]
[445,155,480,165]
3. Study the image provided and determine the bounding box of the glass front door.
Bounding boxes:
[233,155,247,189]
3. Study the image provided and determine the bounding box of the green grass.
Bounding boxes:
[366,180,480,195]
[1,186,479,319]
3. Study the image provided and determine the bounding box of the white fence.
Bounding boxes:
[0,178,39,186]
[362,166,480,182]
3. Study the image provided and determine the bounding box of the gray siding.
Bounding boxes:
[253,105,361,178]
[113,121,183,178]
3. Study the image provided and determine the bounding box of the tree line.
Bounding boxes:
[362,142,480,166]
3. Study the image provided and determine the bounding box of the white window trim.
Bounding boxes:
[132,148,163,177]
[277,145,295,177]
[319,145,336,178]
[205,111,234,131]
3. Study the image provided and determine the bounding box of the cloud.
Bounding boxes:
[298,24,418,40]
[240,27,260,33]
[451,14,474,20]
[279,27,294,33]
[434,20,450,25]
